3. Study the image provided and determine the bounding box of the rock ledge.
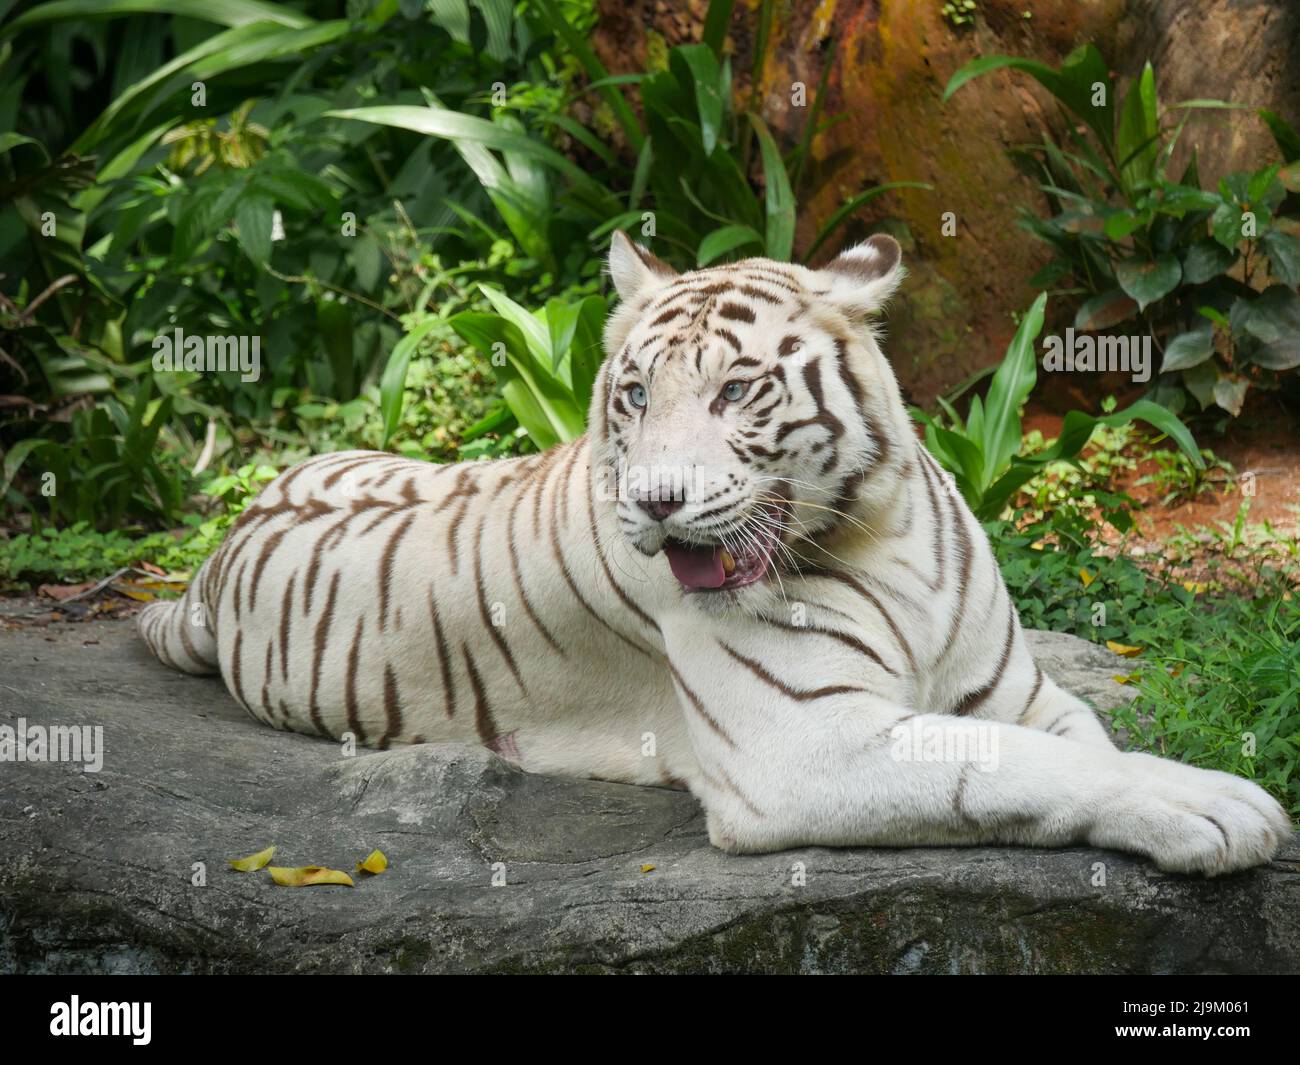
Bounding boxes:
[0,620,1294,974]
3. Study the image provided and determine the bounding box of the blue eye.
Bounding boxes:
[628,384,648,409]
[721,381,747,402]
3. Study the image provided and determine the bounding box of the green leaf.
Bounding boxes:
[1103,209,1148,240]
[1196,305,1231,328]
[379,319,443,450]
[1241,285,1300,370]
[73,120,177,214]
[802,182,932,263]
[1115,254,1181,310]
[1247,163,1284,208]
[449,312,585,448]
[1160,324,1214,373]
[944,54,1059,102]
[233,193,274,266]
[544,298,582,378]
[1,438,55,498]
[747,113,794,261]
[1212,375,1248,416]
[1180,361,1217,409]
[459,404,513,445]
[317,298,354,399]
[349,232,383,291]
[672,45,724,157]
[1181,237,1236,284]
[1,0,312,38]
[1261,229,1300,287]
[326,105,618,215]
[1259,108,1300,163]
[1211,200,1245,249]
[931,426,985,493]
[477,284,551,365]
[569,294,608,413]
[73,20,349,152]
[1152,184,1219,214]
[944,46,1113,148]
[1116,62,1158,192]
[973,464,1041,522]
[0,132,40,156]
[697,224,762,265]
[701,0,735,57]
[979,292,1047,491]
[1026,399,1202,470]
[1074,289,1138,332]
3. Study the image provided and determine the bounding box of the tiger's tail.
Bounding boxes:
[137,557,219,675]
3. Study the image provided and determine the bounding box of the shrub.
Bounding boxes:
[946,46,1300,418]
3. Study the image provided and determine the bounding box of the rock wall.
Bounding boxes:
[591,0,1300,402]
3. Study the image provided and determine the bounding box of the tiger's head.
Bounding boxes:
[592,230,910,606]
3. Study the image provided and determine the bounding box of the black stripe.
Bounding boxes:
[797,568,918,673]
[344,615,367,744]
[428,588,456,718]
[667,663,737,749]
[379,662,403,749]
[462,643,498,746]
[473,514,527,693]
[951,598,1017,716]
[761,615,900,677]
[1018,666,1044,724]
[719,641,867,701]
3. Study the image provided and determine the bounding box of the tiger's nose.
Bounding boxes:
[637,497,684,521]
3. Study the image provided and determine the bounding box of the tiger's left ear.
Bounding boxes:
[817,234,905,318]
[608,230,677,303]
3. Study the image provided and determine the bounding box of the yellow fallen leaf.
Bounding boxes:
[641,864,655,874]
[1182,580,1206,594]
[229,845,275,872]
[268,865,354,887]
[356,849,388,875]
[111,582,157,602]
[1106,640,1143,658]
[1079,568,1094,588]
[1112,673,1139,685]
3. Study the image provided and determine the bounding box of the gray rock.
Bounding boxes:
[0,618,1294,974]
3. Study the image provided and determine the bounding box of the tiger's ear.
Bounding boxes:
[608,230,677,302]
[817,234,905,318]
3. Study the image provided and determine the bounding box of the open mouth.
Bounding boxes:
[661,500,785,593]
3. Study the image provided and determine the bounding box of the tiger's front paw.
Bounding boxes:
[1091,753,1291,876]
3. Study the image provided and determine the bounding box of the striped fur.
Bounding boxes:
[139,232,1288,875]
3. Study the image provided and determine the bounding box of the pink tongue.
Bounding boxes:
[664,543,726,589]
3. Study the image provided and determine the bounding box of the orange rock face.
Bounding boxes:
[591,0,1299,403]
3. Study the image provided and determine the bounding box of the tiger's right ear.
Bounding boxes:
[817,234,905,319]
[608,230,677,302]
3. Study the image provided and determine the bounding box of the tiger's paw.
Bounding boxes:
[1091,752,1292,876]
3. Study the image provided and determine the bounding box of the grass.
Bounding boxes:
[1113,593,1300,820]
[0,463,276,587]
[993,509,1299,819]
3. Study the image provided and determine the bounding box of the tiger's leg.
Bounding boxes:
[669,663,1290,876]
[1015,669,1117,750]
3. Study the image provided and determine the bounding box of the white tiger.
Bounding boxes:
[139,231,1290,875]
